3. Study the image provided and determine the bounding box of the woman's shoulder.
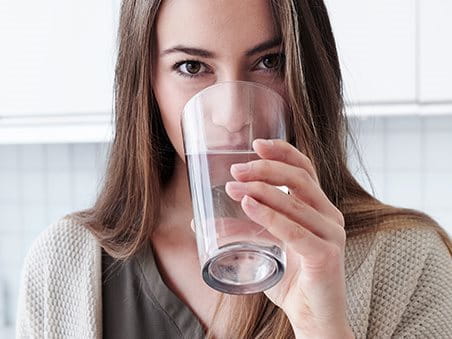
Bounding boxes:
[373,225,450,267]
[371,225,451,297]
[20,214,101,292]
[347,222,450,273]
[375,225,452,276]
[25,214,99,266]
[345,223,451,301]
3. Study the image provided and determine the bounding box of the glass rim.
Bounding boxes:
[182,80,287,112]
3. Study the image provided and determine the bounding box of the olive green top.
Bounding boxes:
[102,242,205,339]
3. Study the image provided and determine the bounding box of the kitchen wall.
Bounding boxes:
[1,114,451,335]
[348,115,452,229]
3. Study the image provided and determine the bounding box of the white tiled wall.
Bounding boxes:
[0,115,451,335]
[0,143,109,336]
[348,115,452,232]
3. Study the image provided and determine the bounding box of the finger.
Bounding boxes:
[240,195,335,264]
[225,181,344,244]
[252,139,319,184]
[230,159,342,225]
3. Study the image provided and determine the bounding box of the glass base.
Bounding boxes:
[202,241,285,294]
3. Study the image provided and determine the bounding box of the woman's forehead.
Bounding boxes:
[155,0,279,57]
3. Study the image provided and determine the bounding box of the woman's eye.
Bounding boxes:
[173,60,209,78]
[257,53,285,72]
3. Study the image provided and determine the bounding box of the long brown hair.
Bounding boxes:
[73,0,451,337]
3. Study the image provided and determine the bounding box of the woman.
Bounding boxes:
[16,0,452,338]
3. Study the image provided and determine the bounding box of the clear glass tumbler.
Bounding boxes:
[181,81,288,294]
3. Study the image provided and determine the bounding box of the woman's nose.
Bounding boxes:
[211,79,252,133]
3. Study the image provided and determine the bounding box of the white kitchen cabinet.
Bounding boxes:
[0,0,117,115]
[419,0,452,102]
[0,0,118,143]
[325,0,416,105]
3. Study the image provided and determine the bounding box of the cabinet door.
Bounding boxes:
[419,0,452,102]
[0,0,116,116]
[325,0,416,104]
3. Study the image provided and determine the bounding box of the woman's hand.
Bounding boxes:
[225,139,354,339]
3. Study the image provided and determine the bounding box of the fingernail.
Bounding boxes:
[231,163,250,173]
[254,139,273,147]
[225,181,246,193]
[244,195,259,210]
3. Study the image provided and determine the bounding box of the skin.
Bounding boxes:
[152,0,354,338]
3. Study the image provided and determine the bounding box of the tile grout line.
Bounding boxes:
[17,145,25,257]
[43,145,50,226]
[382,116,388,200]
[420,117,426,212]
[69,144,75,211]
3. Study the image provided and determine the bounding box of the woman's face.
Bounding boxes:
[152,0,286,161]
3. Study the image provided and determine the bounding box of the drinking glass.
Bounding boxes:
[181,81,289,294]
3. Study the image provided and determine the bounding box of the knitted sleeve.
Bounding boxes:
[362,226,452,338]
[15,227,48,338]
[15,217,102,338]
[392,229,452,337]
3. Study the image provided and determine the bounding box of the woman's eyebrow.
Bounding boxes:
[160,36,282,58]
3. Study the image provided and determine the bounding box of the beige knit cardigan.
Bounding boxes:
[16,216,452,338]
